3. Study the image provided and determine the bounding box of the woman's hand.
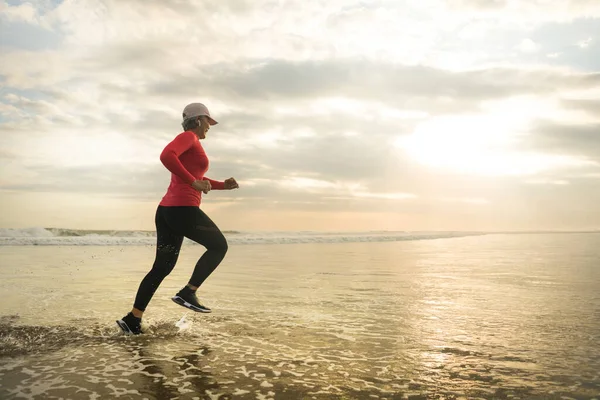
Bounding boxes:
[224,177,239,190]
[191,180,211,194]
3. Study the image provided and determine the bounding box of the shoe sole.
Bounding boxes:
[116,319,135,335]
[171,296,212,313]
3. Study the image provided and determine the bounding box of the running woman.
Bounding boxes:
[117,102,239,335]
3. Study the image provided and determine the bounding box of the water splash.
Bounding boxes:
[175,314,193,332]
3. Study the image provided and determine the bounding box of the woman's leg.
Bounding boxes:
[163,206,228,289]
[162,207,228,312]
[132,206,184,316]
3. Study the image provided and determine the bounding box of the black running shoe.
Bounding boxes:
[171,287,212,313]
[116,312,143,335]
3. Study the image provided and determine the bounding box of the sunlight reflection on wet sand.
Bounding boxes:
[1,233,599,399]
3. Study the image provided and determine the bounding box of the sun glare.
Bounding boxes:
[396,98,594,176]
[275,97,428,121]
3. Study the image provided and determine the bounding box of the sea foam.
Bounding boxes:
[0,227,482,246]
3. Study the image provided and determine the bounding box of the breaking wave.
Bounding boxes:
[0,227,484,246]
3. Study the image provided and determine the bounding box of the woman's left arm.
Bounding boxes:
[203,177,239,190]
[202,177,225,190]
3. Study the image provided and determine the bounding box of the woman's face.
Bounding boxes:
[197,116,210,139]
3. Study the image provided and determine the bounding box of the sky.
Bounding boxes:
[1,0,600,232]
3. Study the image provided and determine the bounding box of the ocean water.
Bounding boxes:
[0,227,482,246]
[0,232,599,399]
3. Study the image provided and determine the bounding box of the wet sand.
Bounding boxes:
[1,233,599,399]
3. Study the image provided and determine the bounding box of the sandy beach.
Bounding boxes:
[1,233,599,399]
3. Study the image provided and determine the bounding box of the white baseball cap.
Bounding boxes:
[182,102,218,125]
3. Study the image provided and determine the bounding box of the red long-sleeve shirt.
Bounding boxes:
[159,131,225,207]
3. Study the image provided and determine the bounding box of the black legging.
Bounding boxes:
[133,205,228,311]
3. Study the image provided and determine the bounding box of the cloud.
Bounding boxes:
[448,0,600,22]
[1,2,40,25]
[439,197,490,206]
[517,39,540,53]
[0,147,18,160]
[1,0,600,230]
[11,50,599,104]
[2,54,599,202]
[0,162,170,199]
[561,99,600,116]
[525,121,600,161]
[145,60,600,105]
[5,47,599,150]
[0,158,421,216]
[524,179,569,185]
[578,37,593,48]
